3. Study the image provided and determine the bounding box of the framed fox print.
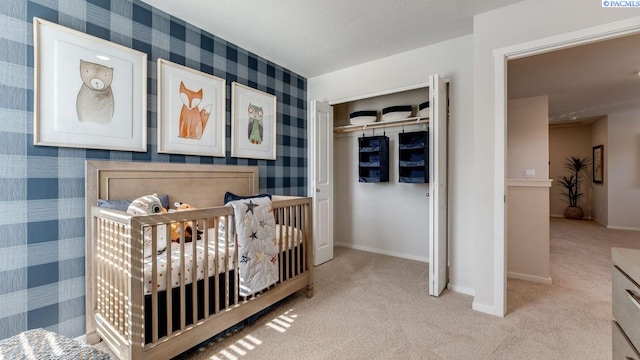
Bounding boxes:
[231,82,277,160]
[33,18,147,151]
[157,59,226,157]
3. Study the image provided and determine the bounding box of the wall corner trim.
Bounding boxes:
[472,301,504,317]
[447,284,475,296]
[507,271,552,284]
[607,225,640,232]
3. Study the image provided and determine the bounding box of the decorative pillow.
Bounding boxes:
[126,194,167,258]
[96,199,131,212]
[97,194,169,212]
[223,191,271,204]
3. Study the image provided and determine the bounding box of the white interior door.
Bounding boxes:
[309,101,334,265]
[429,74,448,296]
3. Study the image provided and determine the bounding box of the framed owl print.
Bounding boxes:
[157,59,226,157]
[33,18,147,152]
[231,82,277,160]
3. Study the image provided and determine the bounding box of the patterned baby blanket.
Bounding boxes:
[227,196,279,296]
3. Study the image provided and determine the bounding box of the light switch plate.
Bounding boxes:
[524,169,535,178]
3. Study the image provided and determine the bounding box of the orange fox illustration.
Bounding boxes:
[179,81,212,139]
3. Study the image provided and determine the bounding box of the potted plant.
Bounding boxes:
[557,156,589,219]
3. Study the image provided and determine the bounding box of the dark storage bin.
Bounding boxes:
[358,136,389,183]
[398,131,428,183]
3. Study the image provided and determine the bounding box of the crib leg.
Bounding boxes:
[306,283,314,298]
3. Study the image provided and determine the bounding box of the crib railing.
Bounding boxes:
[91,197,312,360]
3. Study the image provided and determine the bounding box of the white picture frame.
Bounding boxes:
[231,82,277,160]
[33,17,147,152]
[157,59,226,157]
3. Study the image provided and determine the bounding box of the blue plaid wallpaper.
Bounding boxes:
[0,0,307,339]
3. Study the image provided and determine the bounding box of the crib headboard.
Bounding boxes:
[86,160,259,212]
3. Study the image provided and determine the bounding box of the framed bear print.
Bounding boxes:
[231,82,277,160]
[33,18,147,152]
[157,59,226,157]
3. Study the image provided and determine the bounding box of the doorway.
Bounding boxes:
[495,19,640,316]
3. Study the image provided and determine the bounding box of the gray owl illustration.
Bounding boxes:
[247,103,263,145]
[76,60,114,124]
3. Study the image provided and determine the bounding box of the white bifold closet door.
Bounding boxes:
[429,74,448,297]
[309,100,334,266]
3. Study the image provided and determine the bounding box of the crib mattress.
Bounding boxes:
[144,226,302,295]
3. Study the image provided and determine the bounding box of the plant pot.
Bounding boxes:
[564,206,584,220]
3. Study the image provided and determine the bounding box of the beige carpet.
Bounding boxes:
[96,218,640,359]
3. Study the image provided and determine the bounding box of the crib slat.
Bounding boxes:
[295,205,301,276]
[151,225,158,343]
[304,203,312,275]
[108,221,114,326]
[278,208,284,284]
[233,214,238,305]
[97,219,103,316]
[203,220,209,319]
[214,218,220,314]
[166,224,173,337]
[115,224,120,333]
[179,222,186,331]
[124,224,131,337]
[119,223,126,335]
[224,215,230,309]
[285,206,290,281]
[298,205,309,272]
[191,220,198,324]
[104,221,109,324]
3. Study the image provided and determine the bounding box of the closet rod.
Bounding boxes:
[333,117,429,134]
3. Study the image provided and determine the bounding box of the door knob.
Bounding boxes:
[316,188,320,192]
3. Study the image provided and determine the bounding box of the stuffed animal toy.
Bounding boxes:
[126,194,166,257]
[164,202,202,242]
[127,194,163,215]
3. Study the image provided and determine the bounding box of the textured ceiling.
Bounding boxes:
[141,0,523,77]
[508,33,640,123]
[141,0,638,122]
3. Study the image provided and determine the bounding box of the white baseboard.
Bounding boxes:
[472,301,504,317]
[592,217,607,227]
[507,271,552,284]
[334,242,428,263]
[607,225,640,232]
[551,214,592,220]
[447,283,474,296]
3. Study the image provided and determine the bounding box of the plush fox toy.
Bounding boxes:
[162,202,202,242]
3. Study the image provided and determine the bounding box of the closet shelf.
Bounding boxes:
[334,116,429,134]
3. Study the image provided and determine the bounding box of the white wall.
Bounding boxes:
[334,126,430,261]
[507,96,549,180]
[607,110,640,230]
[507,185,551,283]
[308,34,475,295]
[591,117,608,225]
[549,125,592,218]
[473,1,640,315]
[506,96,551,283]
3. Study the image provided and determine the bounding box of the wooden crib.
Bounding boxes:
[85,161,313,360]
